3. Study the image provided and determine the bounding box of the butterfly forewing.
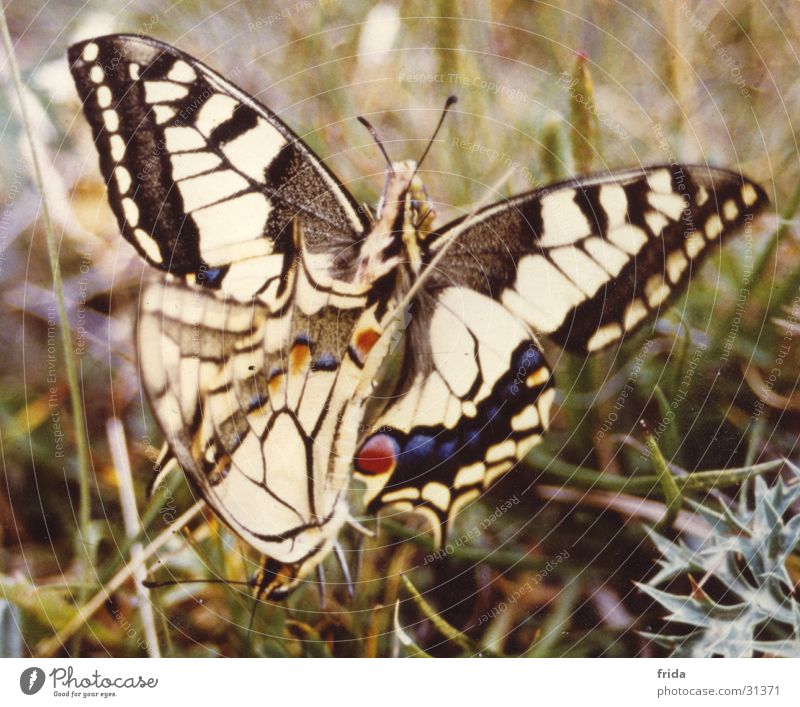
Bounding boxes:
[430,164,768,353]
[68,35,367,303]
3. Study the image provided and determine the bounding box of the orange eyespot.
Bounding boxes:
[268,371,285,395]
[289,341,311,374]
[355,328,381,358]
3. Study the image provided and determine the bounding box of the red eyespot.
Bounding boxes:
[355,433,400,476]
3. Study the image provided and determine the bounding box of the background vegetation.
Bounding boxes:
[0,0,798,657]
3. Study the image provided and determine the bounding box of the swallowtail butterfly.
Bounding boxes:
[69,35,768,599]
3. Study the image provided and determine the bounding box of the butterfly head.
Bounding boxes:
[355,160,436,284]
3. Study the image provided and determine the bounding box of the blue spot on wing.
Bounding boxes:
[312,352,338,371]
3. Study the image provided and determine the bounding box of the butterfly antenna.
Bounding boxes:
[358,115,394,173]
[412,95,458,180]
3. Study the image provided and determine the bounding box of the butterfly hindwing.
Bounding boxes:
[430,164,768,353]
[355,286,555,544]
[68,35,367,303]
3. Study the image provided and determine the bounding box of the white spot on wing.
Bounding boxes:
[382,488,419,504]
[81,42,99,61]
[646,169,673,193]
[171,151,222,180]
[648,192,687,221]
[705,214,723,240]
[195,93,238,136]
[539,190,591,246]
[723,199,738,221]
[623,299,648,330]
[115,166,131,194]
[511,404,539,432]
[645,210,669,236]
[485,460,515,488]
[486,440,515,464]
[194,193,273,265]
[538,387,556,428]
[222,118,287,182]
[685,230,705,258]
[164,126,206,152]
[179,169,249,212]
[550,246,610,297]
[599,184,628,227]
[102,109,119,132]
[121,197,139,225]
[454,462,486,489]
[96,85,112,108]
[167,60,197,83]
[153,105,177,125]
[608,224,647,255]
[645,274,670,307]
[422,482,451,511]
[586,323,622,352]
[666,250,688,283]
[741,183,758,206]
[109,134,125,161]
[584,237,629,276]
[89,66,104,83]
[144,81,189,104]
[134,228,162,263]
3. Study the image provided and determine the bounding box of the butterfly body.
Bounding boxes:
[69,35,768,598]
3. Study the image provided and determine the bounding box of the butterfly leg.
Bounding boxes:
[333,541,355,599]
[316,563,327,610]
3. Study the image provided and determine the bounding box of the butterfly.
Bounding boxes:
[69,34,768,599]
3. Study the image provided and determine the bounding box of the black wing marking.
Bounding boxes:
[68,35,368,301]
[428,165,768,353]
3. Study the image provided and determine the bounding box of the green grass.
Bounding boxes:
[1,0,799,657]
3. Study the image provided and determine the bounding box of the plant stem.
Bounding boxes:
[0,10,93,617]
[528,448,782,496]
[644,428,682,530]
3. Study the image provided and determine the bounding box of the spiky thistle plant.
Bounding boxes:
[639,465,800,657]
